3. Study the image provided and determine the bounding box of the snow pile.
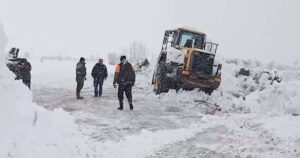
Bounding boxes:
[211,58,300,115]
[0,23,94,158]
[148,57,300,115]
[138,58,300,157]
[137,57,300,115]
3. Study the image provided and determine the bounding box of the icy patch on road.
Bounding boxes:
[98,123,218,158]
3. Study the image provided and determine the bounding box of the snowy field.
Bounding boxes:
[1,23,300,157]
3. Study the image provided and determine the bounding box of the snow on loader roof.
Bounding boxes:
[178,27,206,36]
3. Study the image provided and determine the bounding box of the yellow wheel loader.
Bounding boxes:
[152,27,222,94]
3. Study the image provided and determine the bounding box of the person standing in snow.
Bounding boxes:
[113,56,135,110]
[18,59,31,89]
[76,57,87,99]
[91,59,108,97]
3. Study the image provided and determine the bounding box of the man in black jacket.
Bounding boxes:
[91,59,108,97]
[113,56,135,110]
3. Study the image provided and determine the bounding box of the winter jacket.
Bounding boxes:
[91,63,108,79]
[76,62,86,82]
[113,62,135,85]
[18,61,31,81]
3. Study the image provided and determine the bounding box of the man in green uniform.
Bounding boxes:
[76,57,87,99]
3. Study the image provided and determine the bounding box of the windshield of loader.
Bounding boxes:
[178,31,205,49]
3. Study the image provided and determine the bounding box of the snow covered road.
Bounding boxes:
[30,60,300,158]
[32,70,212,143]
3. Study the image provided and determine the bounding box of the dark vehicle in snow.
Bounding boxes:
[152,27,222,94]
[6,47,28,80]
[135,59,150,71]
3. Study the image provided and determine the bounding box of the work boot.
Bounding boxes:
[118,100,123,110]
[130,104,133,110]
[129,100,134,110]
[94,91,98,97]
[76,92,84,100]
[99,90,102,97]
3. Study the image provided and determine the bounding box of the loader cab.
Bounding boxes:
[162,27,218,54]
[174,28,206,50]
[162,28,205,51]
[168,28,206,49]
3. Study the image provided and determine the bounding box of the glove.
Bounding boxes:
[85,77,87,80]
[113,83,117,89]
[104,78,107,80]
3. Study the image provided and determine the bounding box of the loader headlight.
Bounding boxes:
[214,77,221,82]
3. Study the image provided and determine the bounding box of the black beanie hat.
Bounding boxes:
[80,57,85,62]
[120,56,126,61]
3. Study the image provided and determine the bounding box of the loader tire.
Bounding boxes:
[154,64,169,94]
[175,67,183,92]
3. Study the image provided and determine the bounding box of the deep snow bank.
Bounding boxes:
[212,58,300,115]
[136,58,300,157]
[0,23,94,158]
[142,58,300,115]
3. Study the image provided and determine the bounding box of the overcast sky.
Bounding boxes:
[1,0,300,63]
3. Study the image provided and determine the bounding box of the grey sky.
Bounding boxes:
[2,0,300,63]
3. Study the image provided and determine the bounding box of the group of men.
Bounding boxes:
[76,55,135,110]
